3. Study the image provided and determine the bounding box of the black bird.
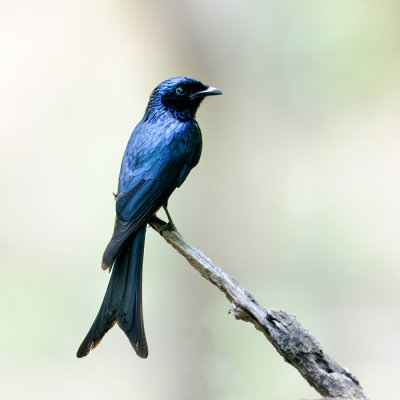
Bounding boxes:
[77,77,222,358]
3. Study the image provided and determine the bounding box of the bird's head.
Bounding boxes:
[145,77,222,121]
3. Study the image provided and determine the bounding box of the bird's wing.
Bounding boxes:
[116,163,178,222]
[102,150,188,268]
[116,119,202,221]
[102,118,202,268]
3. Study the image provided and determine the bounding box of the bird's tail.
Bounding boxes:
[76,225,148,358]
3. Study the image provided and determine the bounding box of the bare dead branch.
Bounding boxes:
[148,216,368,400]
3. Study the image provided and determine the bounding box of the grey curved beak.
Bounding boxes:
[196,86,223,97]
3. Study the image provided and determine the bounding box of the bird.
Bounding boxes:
[76,77,222,358]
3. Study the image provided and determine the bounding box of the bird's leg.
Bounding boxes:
[160,203,177,232]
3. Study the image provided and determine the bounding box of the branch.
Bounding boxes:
[148,216,368,400]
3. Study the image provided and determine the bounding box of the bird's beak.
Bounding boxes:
[196,86,223,97]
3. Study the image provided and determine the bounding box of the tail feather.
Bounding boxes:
[77,226,148,358]
[117,226,148,356]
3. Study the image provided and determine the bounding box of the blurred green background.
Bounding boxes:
[1,1,399,399]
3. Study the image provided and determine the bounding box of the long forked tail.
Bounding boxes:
[76,226,148,358]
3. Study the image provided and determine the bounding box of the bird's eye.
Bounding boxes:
[175,86,186,96]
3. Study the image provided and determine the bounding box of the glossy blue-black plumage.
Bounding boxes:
[77,77,221,358]
[116,110,201,221]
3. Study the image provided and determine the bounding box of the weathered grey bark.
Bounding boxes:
[149,216,368,400]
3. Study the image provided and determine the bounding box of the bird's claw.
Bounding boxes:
[159,220,176,233]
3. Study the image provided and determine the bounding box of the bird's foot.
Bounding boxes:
[160,205,177,233]
[159,220,176,233]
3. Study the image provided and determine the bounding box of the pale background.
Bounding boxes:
[1,1,399,399]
